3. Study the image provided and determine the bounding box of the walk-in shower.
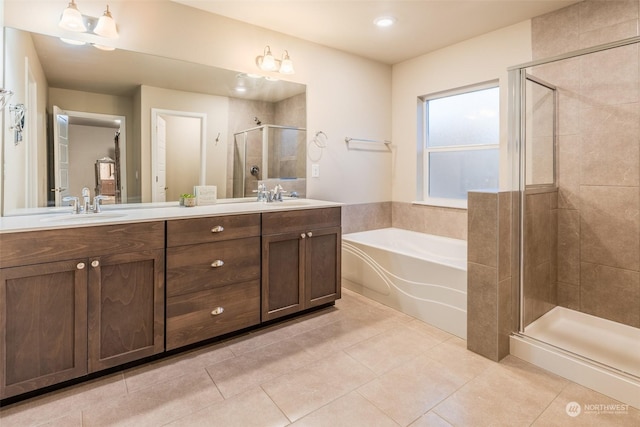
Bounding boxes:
[509,36,640,409]
[232,124,306,198]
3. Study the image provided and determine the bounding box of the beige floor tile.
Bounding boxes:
[34,412,83,427]
[123,355,196,393]
[225,319,304,355]
[409,411,453,427]
[172,342,237,369]
[532,382,640,426]
[164,387,289,427]
[292,314,405,360]
[433,356,568,426]
[206,338,316,398]
[344,322,448,374]
[0,374,126,427]
[424,336,494,381]
[262,351,377,422]
[357,354,468,426]
[81,393,188,426]
[127,369,223,416]
[290,391,399,427]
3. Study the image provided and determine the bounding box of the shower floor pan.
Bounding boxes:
[511,306,640,409]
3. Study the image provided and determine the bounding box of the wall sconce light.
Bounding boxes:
[94,5,119,39]
[58,1,119,45]
[9,103,26,145]
[59,0,87,32]
[256,46,295,74]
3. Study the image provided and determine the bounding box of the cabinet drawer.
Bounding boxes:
[167,213,260,247]
[166,237,260,297]
[166,280,260,350]
[262,207,341,235]
[0,222,165,269]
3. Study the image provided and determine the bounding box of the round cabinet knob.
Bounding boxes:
[307,232,313,238]
[300,233,306,239]
[91,260,100,268]
[77,262,86,270]
[211,307,225,316]
[211,225,225,233]
[211,260,225,268]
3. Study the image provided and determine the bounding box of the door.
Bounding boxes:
[52,105,70,206]
[305,226,342,308]
[154,115,168,202]
[87,250,165,372]
[261,232,305,321]
[0,259,88,399]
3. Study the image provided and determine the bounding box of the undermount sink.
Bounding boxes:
[40,212,128,223]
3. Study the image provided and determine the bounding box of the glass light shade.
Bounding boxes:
[94,6,119,39]
[59,1,87,32]
[260,53,277,71]
[279,52,294,74]
[92,44,115,51]
[60,37,87,46]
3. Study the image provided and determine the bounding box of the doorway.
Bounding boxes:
[151,109,207,202]
[51,107,127,206]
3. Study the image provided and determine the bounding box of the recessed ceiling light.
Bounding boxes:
[373,16,396,28]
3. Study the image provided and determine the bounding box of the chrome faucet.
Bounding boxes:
[81,187,91,213]
[93,195,108,213]
[268,184,286,202]
[255,182,268,202]
[62,196,81,214]
[63,188,108,214]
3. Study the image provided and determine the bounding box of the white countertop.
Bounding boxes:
[0,198,342,234]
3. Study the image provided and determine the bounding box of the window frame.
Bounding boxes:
[418,80,500,209]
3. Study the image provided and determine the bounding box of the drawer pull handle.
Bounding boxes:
[307,232,313,238]
[91,260,100,268]
[77,262,86,270]
[211,225,225,233]
[211,307,225,316]
[211,260,225,268]
[300,233,306,239]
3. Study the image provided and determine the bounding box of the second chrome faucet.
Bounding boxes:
[63,187,108,214]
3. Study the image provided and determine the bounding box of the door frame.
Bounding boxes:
[53,108,127,205]
[151,108,207,202]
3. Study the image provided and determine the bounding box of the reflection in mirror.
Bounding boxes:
[3,27,306,216]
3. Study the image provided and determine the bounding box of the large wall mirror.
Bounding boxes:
[3,27,307,216]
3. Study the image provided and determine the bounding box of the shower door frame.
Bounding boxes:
[509,35,640,336]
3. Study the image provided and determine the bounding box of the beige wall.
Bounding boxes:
[139,85,229,201]
[4,0,392,205]
[163,115,201,201]
[3,27,48,214]
[391,20,532,203]
[387,21,532,239]
[67,124,116,199]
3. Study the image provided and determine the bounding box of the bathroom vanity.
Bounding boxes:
[0,200,341,400]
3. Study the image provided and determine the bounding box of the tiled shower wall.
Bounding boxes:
[530,0,640,327]
[226,93,307,197]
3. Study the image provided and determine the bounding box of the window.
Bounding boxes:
[419,83,500,208]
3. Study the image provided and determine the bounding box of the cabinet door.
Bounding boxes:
[87,249,164,372]
[305,226,342,308]
[262,231,305,321]
[0,260,88,399]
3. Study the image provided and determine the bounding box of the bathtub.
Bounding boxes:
[341,228,467,338]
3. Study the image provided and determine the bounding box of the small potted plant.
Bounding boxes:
[180,193,197,207]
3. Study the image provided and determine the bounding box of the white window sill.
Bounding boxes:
[412,199,467,210]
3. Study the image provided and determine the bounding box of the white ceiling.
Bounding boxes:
[173,0,580,65]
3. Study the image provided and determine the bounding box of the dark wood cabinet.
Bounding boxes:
[87,249,165,372]
[0,259,88,399]
[166,214,261,350]
[0,222,165,399]
[262,207,341,321]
